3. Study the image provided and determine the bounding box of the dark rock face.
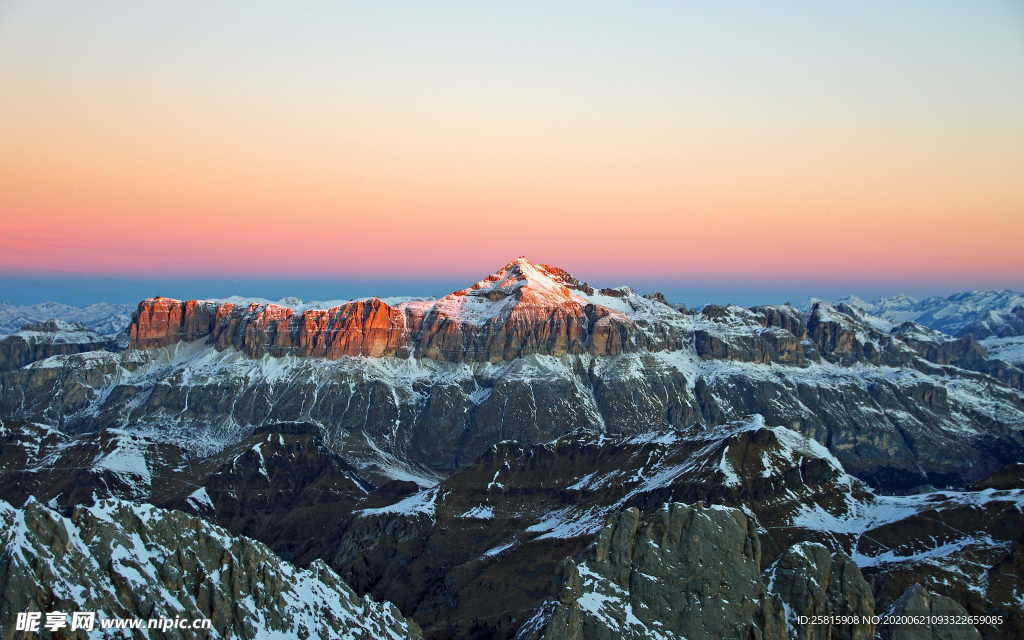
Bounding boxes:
[0,420,412,568]
[694,304,809,365]
[767,542,875,640]
[0,498,422,640]
[317,418,1022,640]
[327,418,858,640]
[806,303,914,367]
[969,463,1024,491]
[879,585,981,640]
[519,504,788,640]
[0,422,187,506]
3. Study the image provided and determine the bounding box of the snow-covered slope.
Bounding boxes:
[981,336,1024,366]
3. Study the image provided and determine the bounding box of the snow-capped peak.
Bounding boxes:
[458,257,580,299]
[399,258,597,326]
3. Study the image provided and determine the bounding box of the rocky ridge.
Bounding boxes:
[0,497,422,640]
[1,413,1018,640]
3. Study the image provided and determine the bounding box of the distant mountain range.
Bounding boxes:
[1,260,1021,639]
[833,289,1024,339]
[0,301,133,335]
[5,284,1022,341]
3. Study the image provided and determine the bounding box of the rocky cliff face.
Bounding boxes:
[5,317,1021,488]
[517,502,992,640]
[893,322,1023,389]
[128,259,650,362]
[766,542,875,640]
[0,497,422,640]
[315,416,1020,640]
[129,259,990,370]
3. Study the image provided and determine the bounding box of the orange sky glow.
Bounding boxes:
[2,2,1022,290]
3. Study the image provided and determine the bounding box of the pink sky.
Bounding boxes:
[2,2,1022,287]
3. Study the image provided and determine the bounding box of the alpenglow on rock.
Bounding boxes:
[128,258,645,361]
[0,498,422,640]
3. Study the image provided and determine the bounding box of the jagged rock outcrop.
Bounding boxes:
[517,504,788,640]
[329,418,868,639]
[693,305,810,364]
[515,504,887,640]
[0,320,118,372]
[766,542,875,640]
[129,260,941,368]
[0,498,422,640]
[879,585,981,640]
[753,304,807,337]
[322,416,1023,640]
[0,420,416,567]
[806,303,914,367]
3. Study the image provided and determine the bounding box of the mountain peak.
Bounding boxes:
[459,257,578,299]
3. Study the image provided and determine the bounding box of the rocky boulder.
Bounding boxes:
[879,585,980,640]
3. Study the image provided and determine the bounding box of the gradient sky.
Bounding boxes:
[2,1,1023,305]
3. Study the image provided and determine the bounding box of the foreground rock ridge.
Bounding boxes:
[1,259,1022,640]
[0,497,422,640]
[3,416,1016,640]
